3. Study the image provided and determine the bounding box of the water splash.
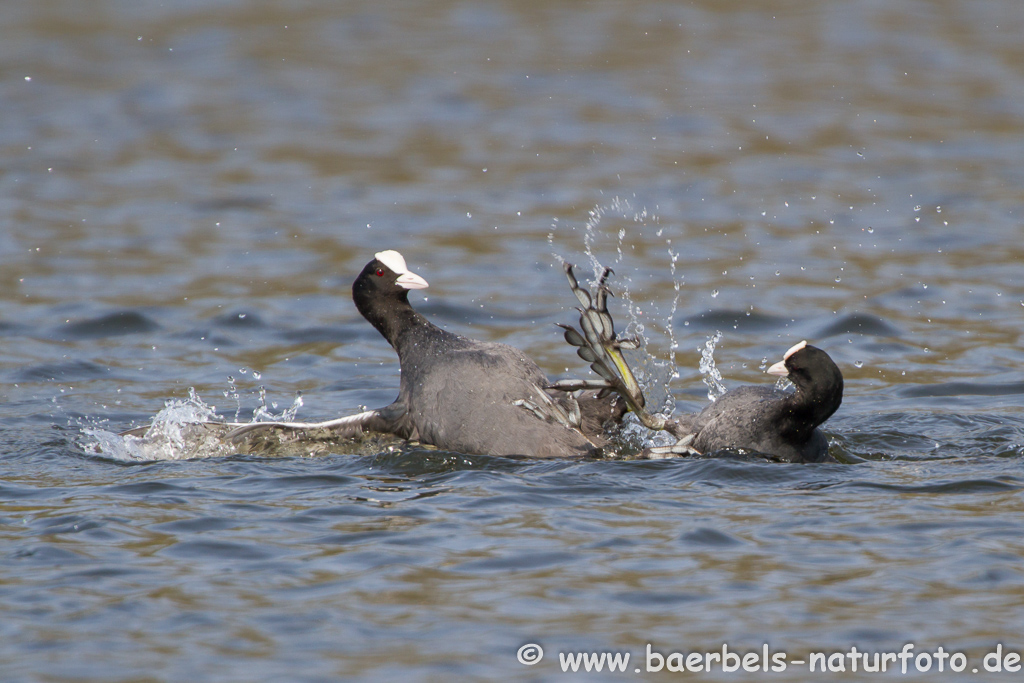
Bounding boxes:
[665,247,682,383]
[699,332,728,401]
[252,385,271,422]
[773,375,795,392]
[79,381,309,462]
[615,412,679,453]
[225,374,241,421]
[252,389,304,423]
[79,388,233,462]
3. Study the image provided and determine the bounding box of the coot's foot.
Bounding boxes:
[552,263,668,431]
[644,434,702,459]
[511,385,582,430]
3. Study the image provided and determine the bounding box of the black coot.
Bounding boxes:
[230,251,624,458]
[655,341,843,462]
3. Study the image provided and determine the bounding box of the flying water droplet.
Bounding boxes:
[698,331,727,401]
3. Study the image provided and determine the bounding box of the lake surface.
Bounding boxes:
[3,0,1024,680]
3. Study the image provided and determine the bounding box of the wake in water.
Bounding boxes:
[77,385,391,462]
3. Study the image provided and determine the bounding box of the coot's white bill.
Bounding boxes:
[766,340,807,376]
[376,250,428,290]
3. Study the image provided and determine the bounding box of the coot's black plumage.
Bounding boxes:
[662,341,843,462]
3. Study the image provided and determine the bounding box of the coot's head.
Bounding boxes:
[766,341,843,420]
[353,250,427,302]
[352,250,429,334]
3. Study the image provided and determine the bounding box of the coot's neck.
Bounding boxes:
[354,291,451,354]
[780,376,843,440]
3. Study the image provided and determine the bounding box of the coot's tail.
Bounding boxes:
[550,263,669,432]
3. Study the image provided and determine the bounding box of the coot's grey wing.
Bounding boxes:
[119,424,163,438]
[118,421,238,439]
[643,388,784,459]
[397,342,600,458]
[223,410,375,442]
[554,263,669,431]
[223,402,407,443]
[688,385,799,456]
[120,402,408,444]
[117,417,376,441]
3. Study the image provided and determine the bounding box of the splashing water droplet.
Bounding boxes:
[78,388,231,462]
[699,332,727,401]
[854,360,864,368]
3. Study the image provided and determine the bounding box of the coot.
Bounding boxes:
[227,251,625,457]
[651,341,843,462]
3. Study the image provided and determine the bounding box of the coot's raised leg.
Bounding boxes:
[550,263,671,432]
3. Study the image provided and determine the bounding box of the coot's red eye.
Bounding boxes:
[375,268,384,277]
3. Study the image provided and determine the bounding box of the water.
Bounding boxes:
[4,0,1024,680]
